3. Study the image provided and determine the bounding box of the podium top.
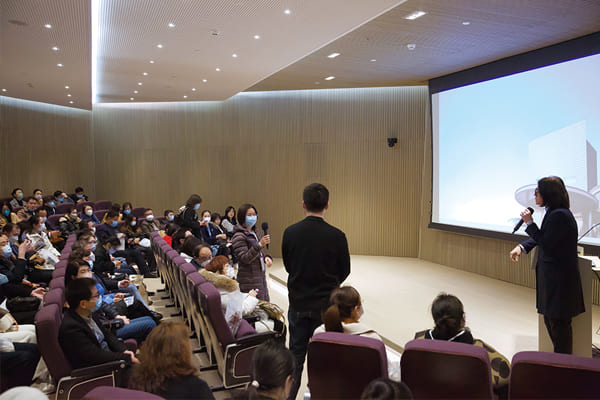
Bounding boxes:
[579,255,600,271]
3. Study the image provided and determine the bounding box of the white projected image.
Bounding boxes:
[432,53,600,243]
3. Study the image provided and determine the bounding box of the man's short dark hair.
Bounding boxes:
[53,190,63,198]
[24,196,36,204]
[11,188,23,196]
[75,187,84,193]
[164,209,174,216]
[106,210,119,219]
[65,277,96,309]
[102,235,120,246]
[303,183,329,212]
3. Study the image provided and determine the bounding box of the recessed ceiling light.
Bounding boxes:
[44,24,52,29]
[232,53,237,58]
[149,60,155,64]
[370,59,377,62]
[57,63,63,67]
[462,21,471,25]
[65,85,70,89]
[183,95,188,99]
[324,76,335,81]
[407,43,416,50]
[192,88,196,91]
[404,11,426,20]
[67,94,72,97]
[253,34,260,39]
[284,9,291,15]
[138,82,143,86]
[1,88,6,92]
[202,79,207,83]
[69,100,74,104]
[327,52,340,58]
[168,23,175,28]
[133,90,138,94]
[52,46,59,51]
[215,67,221,71]
[130,97,134,101]
[156,44,163,48]
[142,72,148,76]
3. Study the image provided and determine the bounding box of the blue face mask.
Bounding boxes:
[48,201,55,208]
[194,204,201,210]
[167,215,174,222]
[3,210,9,217]
[2,244,12,258]
[91,296,102,312]
[123,209,131,215]
[245,215,257,228]
[88,260,94,270]
[77,194,84,199]
[58,197,64,203]
[108,248,117,255]
[111,220,118,228]
[28,208,36,212]
[91,243,97,251]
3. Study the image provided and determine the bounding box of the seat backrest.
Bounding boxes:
[49,277,65,290]
[76,201,95,212]
[35,304,72,382]
[84,386,165,399]
[401,339,493,399]
[197,282,234,348]
[131,207,146,219]
[44,288,65,307]
[94,209,108,221]
[308,332,388,399]
[47,213,64,230]
[94,200,112,210]
[56,203,73,214]
[510,351,600,399]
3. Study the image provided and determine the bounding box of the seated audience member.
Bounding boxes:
[0,202,19,229]
[140,209,161,235]
[211,213,227,240]
[0,386,48,399]
[177,194,203,239]
[58,206,81,238]
[0,338,40,390]
[65,260,157,342]
[221,206,237,238]
[171,227,193,253]
[129,322,214,400]
[53,190,74,205]
[16,197,39,222]
[102,203,122,223]
[361,378,412,400]
[414,293,510,392]
[81,205,101,225]
[122,202,133,217]
[122,214,156,271]
[164,209,175,224]
[40,197,57,216]
[2,224,20,246]
[314,286,399,380]
[9,188,25,209]
[199,210,227,253]
[95,236,137,277]
[70,186,88,203]
[180,235,203,262]
[243,341,295,400]
[190,244,213,270]
[163,223,179,246]
[23,215,58,283]
[59,278,139,370]
[32,189,43,205]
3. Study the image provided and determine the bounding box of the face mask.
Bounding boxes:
[91,243,97,251]
[225,265,236,279]
[167,215,174,222]
[146,215,154,222]
[58,197,64,203]
[123,209,131,215]
[90,297,102,312]
[203,217,211,223]
[48,201,55,208]
[194,204,201,210]
[81,272,93,279]
[111,220,118,228]
[91,226,96,233]
[131,221,137,227]
[86,209,93,216]
[42,216,47,223]
[2,210,9,217]
[2,244,12,258]
[108,248,117,255]
[16,193,23,200]
[245,215,257,228]
[77,194,84,199]
[90,252,96,261]
[28,208,36,212]
[34,194,42,200]
[40,223,47,232]
[21,233,27,241]
[200,258,212,267]
[71,213,78,219]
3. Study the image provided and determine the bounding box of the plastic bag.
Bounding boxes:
[224,291,245,335]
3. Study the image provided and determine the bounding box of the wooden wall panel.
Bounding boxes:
[0,96,94,200]
[92,87,429,257]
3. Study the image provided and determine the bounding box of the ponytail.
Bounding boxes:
[322,286,361,332]
[322,304,344,332]
[431,293,464,340]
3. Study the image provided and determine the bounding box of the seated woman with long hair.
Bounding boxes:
[129,322,215,399]
[313,286,399,380]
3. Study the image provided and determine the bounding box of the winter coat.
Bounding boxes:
[231,224,271,301]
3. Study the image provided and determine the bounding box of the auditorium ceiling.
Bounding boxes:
[1,0,599,110]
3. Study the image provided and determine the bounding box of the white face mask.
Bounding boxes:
[81,272,93,279]
[146,215,154,222]
[91,226,96,233]
[203,217,211,223]
[71,213,78,219]
[86,209,93,216]
[40,223,47,232]
[131,221,137,227]
[225,264,236,279]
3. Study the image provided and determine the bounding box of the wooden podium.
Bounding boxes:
[538,255,594,357]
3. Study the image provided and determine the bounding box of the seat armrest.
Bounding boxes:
[230,330,277,348]
[70,360,126,378]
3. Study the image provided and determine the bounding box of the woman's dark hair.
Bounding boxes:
[165,223,179,236]
[361,378,412,400]
[322,286,361,333]
[30,215,42,227]
[33,189,42,195]
[249,341,295,399]
[122,213,136,226]
[66,206,77,214]
[65,277,95,309]
[1,201,12,213]
[537,176,570,210]
[171,228,191,251]
[110,203,121,212]
[122,202,133,211]
[303,183,329,212]
[237,203,257,229]
[65,259,90,286]
[11,188,23,196]
[181,235,202,256]
[102,235,121,247]
[185,194,202,207]
[200,209,211,219]
[431,293,464,340]
[211,213,221,223]
[2,223,17,235]
[68,247,91,263]
[223,206,237,224]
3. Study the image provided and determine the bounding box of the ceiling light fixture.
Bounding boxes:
[183,95,187,99]
[407,43,416,50]
[57,63,63,67]
[324,76,335,81]
[44,24,52,29]
[156,44,163,48]
[215,67,221,71]
[192,88,196,91]
[149,60,155,64]
[1,88,6,92]
[138,82,143,86]
[253,34,260,39]
[328,52,340,58]
[168,23,175,28]
[130,97,134,100]
[52,46,59,51]
[65,85,70,89]
[404,11,426,20]
[284,9,291,15]
[69,100,74,104]
[202,79,207,83]
[133,90,138,94]
[232,53,237,58]
[143,72,148,76]
[370,59,377,62]
[67,94,72,97]
[462,21,471,25]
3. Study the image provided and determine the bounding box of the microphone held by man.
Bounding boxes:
[512,207,534,233]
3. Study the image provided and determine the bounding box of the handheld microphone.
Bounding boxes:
[261,222,269,249]
[512,207,534,234]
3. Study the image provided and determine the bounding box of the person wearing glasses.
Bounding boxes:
[509,176,584,354]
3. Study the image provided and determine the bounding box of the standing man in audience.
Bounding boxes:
[282,183,351,400]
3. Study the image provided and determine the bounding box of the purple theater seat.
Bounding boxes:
[94,200,112,210]
[131,207,146,219]
[84,386,165,399]
[308,332,388,399]
[401,339,493,399]
[47,213,64,230]
[56,203,73,214]
[52,268,66,280]
[510,351,600,399]
[94,209,107,221]
[76,201,95,212]
[44,288,65,307]
[50,277,65,290]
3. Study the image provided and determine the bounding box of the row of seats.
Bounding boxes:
[150,231,278,390]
